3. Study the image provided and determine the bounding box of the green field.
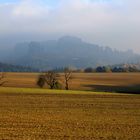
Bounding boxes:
[0,87,140,140]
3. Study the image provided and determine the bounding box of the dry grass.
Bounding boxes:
[0,73,139,139]
[0,88,139,139]
[3,72,140,93]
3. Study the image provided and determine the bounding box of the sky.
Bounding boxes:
[0,0,140,53]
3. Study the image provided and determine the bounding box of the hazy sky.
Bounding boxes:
[0,0,140,53]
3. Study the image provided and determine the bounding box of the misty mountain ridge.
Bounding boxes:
[2,36,140,70]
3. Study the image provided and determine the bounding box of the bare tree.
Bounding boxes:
[0,73,7,86]
[37,71,61,89]
[64,68,72,90]
[45,71,59,89]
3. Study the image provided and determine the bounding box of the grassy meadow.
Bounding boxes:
[0,73,140,139]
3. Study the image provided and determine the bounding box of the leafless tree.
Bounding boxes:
[0,73,7,86]
[37,71,60,89]
[64,68,72,90]
[45,71,59,89]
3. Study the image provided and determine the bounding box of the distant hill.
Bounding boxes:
[0,62,38,72]
[4,36,140,70]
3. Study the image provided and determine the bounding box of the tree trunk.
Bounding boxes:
[65,82,69,90]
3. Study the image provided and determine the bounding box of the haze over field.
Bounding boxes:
[0,0,140,53]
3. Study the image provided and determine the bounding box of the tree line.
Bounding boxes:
[84,65,140,73]
[52,64,140,73]
[0,62,38,72]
